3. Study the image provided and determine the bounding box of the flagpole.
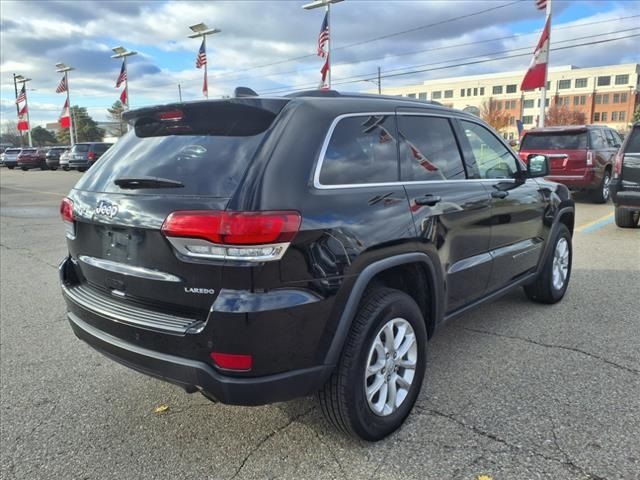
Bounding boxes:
[326,2,331,89]
[538,0,552,127]
[203,35,209,99]
[65,71,75,147]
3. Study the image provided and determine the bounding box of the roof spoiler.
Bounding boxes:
[234,86,259,98]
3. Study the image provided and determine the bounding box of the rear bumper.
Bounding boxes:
[68,311,332,405]
[46,158,60,167]
[611,180,640,208]
[546,169,596,190]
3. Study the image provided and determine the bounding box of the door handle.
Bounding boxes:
[414,195,442,206]
[491,190,509,199]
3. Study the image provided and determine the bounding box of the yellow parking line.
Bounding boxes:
[575,212,614,233]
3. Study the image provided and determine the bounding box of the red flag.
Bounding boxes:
[59,98,71,129]
[520,16,550,91]
[17,104,29,131]
[319,55,329,90]
[120,88,128,106]
[202,73,208,97]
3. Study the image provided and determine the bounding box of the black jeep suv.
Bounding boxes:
[59,92,575,441]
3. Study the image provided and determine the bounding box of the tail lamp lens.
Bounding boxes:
[60,197,76,239]
[161,210,301,262]
[614,151,623,177]
[210,352,253,371]
[586,150,593,166]
[88,152,96,160]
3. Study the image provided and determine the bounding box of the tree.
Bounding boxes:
[107,100,127,137]
[31,126,58,146]
[480,99,511,133]
[1,121,22,147]
[56,106,104,144]
[633,105,640,123]
[545,104,586,126]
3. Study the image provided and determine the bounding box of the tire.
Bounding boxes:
[77,168,86,173]
[21,167,28,171]
[615,207,639,228]
[591,170,611,204]
[62,166,69,171]
[7,166,14,170]
[50,167,58,171]
[318,287,427,441]
[524,224,572,304]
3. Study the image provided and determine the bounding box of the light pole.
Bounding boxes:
[14,75,32,147]
[188,23,221,99]
[111,46,137,110]
[12,73,23,146]
[303,0,343,89]
[55,63,75,146]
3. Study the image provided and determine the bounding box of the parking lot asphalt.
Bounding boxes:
[1,169,639,480]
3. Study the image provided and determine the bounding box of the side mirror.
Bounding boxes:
[527,154,549,178]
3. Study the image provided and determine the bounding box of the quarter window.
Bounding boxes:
[319,115,398,186]
[397,116,466,182]
[461,121,519,179]
[590,129,608,148]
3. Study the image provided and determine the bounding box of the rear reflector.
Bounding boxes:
[60,197,76,239]
[210,352,253,371]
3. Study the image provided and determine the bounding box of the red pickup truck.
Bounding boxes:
[519,125,622,203]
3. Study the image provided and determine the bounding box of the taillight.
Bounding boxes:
[210,352,253,371]
[162,210,301,262]
[60,197,76,239]
[586,150,593,166]
[88,152,96,161]
[614,150,623,178]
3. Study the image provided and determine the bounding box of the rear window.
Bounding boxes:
[521,132,587,150]
[5,149,20,154]
[72,144,90,153]
[93,144,112,153]
[625,127,640,153]
[21,149,36,153]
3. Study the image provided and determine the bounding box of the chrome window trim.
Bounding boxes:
[78,255,182,282]
[312,111,518,190]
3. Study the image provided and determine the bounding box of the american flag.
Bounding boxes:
[56,75,67,93]
[317,12,329,58]
[196,39,207,68]
[115,61,127,88]
[535,0,547,10]
[16,84,26,104]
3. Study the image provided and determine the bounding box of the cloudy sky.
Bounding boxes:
[1,0,639,127]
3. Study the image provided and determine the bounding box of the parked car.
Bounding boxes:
[59,93,575,441]
[611,122,640,228]
[68,142,113,171]
[1,148,22,169]
[17,148,48,170]
[59,149,72,171]
[519,125,622,203]
[45,147,69,170]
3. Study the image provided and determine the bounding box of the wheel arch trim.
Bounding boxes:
[323,252,443,366]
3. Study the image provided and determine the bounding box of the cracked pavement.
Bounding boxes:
[1,170,639,479]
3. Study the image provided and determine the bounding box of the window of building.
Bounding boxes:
[597,76,611,86]
[620,111,626,122]
[418,92,427,100]
[509,100,517,109]
[509,117,515,126]
[573,96,580,106]
[612,112,618,121]
[601,112,608,122]
[613,93,620,104]
[460,121,518,179]
[546,81,551,90]
[407,93,416,98]
[444,90,453,99]
[562,97,570,106]
[558,79,571,89]
[319,115,398,185]
[480,87,485,96]
[615,74,629,85]
[523,99,534,109]
[506,84,517,93]
[602,94,609,104]
[594,112,600,122]
[575,78,588,88]
[461,89,465,97]
[492,85,503,95]
[432,91,442,100]
[537,98,550,107]
[580,95,586,105]
[621,93,628,103]
[467,88,472,96]
[397,115,466,181]
[522,115,534,124]
[473,87,478,96]
[595,94,602,104]
[495,101,503,110]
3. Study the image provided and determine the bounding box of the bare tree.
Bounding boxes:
[545,105,586,126]
[480,99,511,133]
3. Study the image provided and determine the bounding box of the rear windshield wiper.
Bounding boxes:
[114,176,185,189]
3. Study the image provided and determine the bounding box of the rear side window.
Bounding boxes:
[589,129,608,149]
[625,127,640,153]
[397,115,465,181]
[461,121,518,179]
[521,132,587,150]
[319,115,398,186]
[93,144,111,153]
[73,144,90,153]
